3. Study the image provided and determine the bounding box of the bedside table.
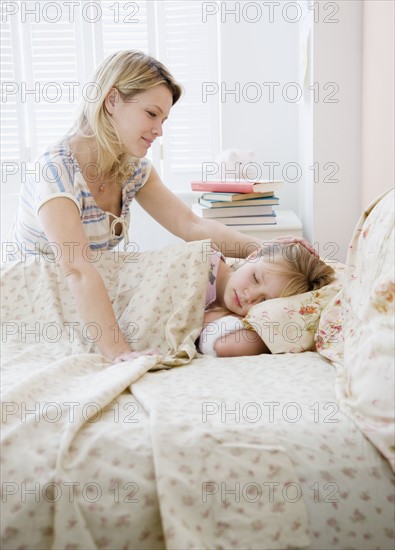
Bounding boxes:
[226,210,303,241]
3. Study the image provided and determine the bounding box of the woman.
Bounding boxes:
[8,50,316,363]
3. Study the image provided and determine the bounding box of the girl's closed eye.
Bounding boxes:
[253,273,259,283]
[147,111,156,118]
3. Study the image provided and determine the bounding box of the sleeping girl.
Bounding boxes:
[198,242,335,357]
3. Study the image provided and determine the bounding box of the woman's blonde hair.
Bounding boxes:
[257,242,335,297]
[71,50,182,182]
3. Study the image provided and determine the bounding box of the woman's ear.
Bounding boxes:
[104,87,119,115]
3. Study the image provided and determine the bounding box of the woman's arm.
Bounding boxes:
[136,167,318,258]
[39,197,132,361]
[135,166,262,258]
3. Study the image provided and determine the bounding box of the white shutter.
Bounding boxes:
[0,13,23,162]
[24,2,82,159]
[28,28,80,156]
[155,1,220,187]
[0,0,220,189]
[99,0,149,60]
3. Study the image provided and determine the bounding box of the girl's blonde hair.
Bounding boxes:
[210,243,335,318]
[257,242,335,297]
[70,50,182,183]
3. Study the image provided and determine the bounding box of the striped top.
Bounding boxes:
[8,138,151,259]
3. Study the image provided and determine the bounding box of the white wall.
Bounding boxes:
[219,9,300,214]
[361,0,394,208]
[299,0,363,263]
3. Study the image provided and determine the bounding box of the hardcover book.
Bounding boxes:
[193,203,274,219]
[200,191,276,202]
[192,204,277,225]
[191,180,283,193]
[198,196,279,208]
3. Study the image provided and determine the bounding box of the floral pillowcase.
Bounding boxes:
[314,188,394,471]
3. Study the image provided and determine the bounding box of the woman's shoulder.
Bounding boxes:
[34,137,77,172]
[123,156,152,193]
[125,156,151,178]
[27,137,84,196]
[35,137,64,159]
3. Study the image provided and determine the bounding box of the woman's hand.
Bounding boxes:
[271,234,319,257]
[113,349,161,364]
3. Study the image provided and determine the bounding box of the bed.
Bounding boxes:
[1,188,394,550]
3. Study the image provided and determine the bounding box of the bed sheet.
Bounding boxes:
[132,352,395,550]
[2,350,393,549]
[1,240,211,549]
[2,238,393,549]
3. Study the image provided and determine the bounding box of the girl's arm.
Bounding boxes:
[39,197,133,362]
[201,309,270,357]
[135,166,262,258]
[214,329,270,357]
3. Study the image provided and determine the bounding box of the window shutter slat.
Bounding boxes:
[26,16,79,154]
[0,21,19,161]
[156,1,219,181]
[100,1,149,59]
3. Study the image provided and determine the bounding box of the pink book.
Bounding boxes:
[191,180,283,193]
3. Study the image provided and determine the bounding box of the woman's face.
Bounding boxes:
[105,83,173,157]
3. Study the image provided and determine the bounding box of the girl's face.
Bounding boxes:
[222,257,290,317]
[105,83,173,157]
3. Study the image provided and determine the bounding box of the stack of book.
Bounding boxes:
[190,179,283,226]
